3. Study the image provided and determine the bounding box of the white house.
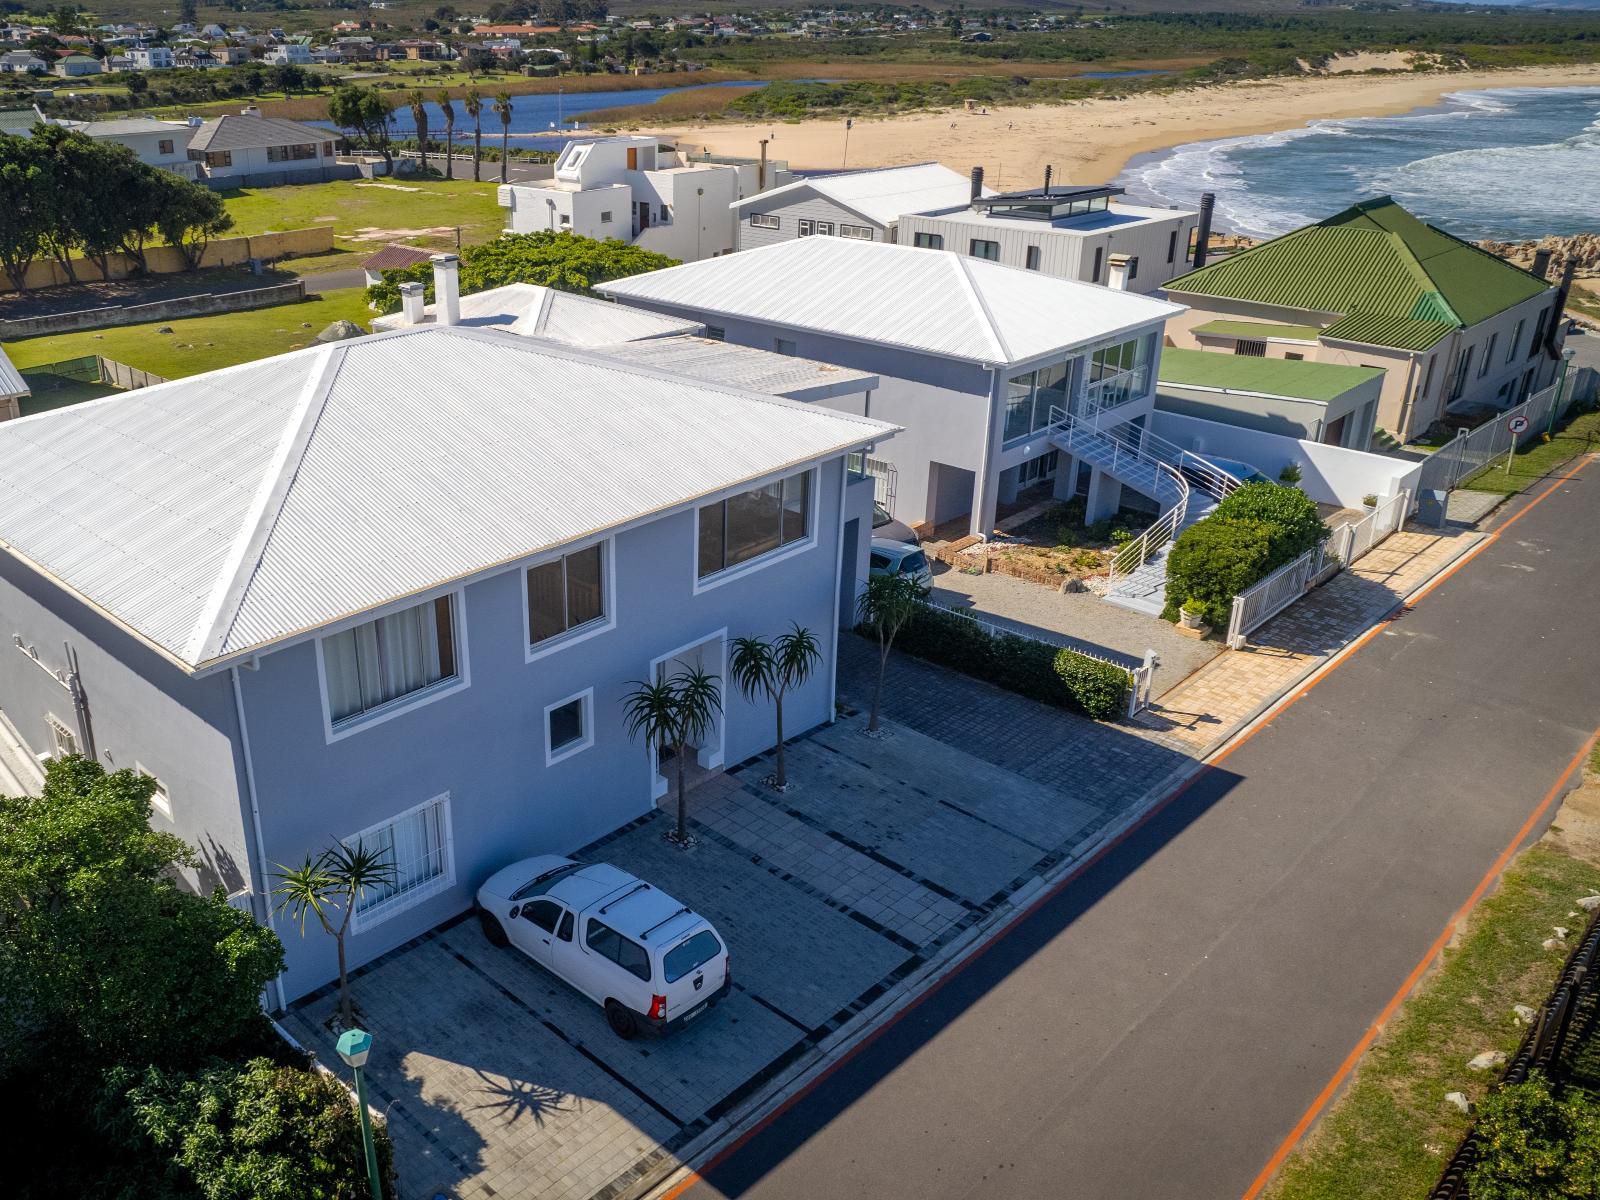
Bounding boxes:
[263,42,312,64]
[0,51,47,73]
[128,47,175,69]
[731,162,985,251]
[185,109,342,187]
[54,54,102,77]
[81,117,198,177]
[896,180,1200,296]
[497,136,794,264]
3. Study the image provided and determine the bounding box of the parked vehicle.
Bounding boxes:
[872,501,919,545]
[476,855,730,1039]
[869,537,932,588]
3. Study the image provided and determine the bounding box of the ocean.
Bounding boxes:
[1117,85,1600,242]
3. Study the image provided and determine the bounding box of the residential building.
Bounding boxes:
[897,180,1199,295]
[1162,197,1566,442]
[1155,348,1383,449]
[185,109,344,187]
[497,136,794,263]
[732,162,983,251]
[81,117,199,178]
[0,323,895,1005]
[360,242,436,288]
[600,236,1183,538]
[128,47,175,69]
[263,42,311,64]
[0,346,30,421]
[54,53,102,77]
[0,51,47,72]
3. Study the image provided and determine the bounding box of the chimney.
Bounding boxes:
[1042,163,1052,193]
[1193,192,1216,269]
[970,165,984,203]
[758,137,768,191]
[399,281,425,327]
[431,253,461,328]
[1531,247,1552,280]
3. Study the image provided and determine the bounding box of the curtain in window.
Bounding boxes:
[354,800,446,913]
[324,597,455,724]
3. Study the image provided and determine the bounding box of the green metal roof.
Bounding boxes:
[1320,311,1454,351]
[1166,197,1550,348]
[1156,348,1384,404]
[1192,319,1323,342]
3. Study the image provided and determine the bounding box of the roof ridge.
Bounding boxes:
[184,344,346,666]
[950,255,1012,363]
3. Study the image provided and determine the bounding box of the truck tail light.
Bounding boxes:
[648,994,667,1020]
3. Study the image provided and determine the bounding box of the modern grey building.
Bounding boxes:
[730,162,980,252]
[0,325,894,1006]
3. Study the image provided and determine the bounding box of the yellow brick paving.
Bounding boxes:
[1135,525,1484,753]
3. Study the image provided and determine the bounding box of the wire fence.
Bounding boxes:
[1416,379,1570,495]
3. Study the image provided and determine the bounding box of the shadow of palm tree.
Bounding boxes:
[469,1070,574,1129]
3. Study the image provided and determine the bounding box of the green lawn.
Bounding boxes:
[1263,843,1600,1200]
[1459,408,1600,496]
[222,178,504,253]
[3,289,374,381]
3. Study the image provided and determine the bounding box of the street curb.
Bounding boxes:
[624,523,1492,1200]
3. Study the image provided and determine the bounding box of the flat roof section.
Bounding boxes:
[1157,348,1384,404]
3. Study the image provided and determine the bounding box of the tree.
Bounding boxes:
[272,841,396,1030]
[272,62,305,96]
[0,757,284,1076]
[179,0,198,23]
[0,133,48,291]
[623,667,722,848]
[152,172,234,271]
[464,87,483,182]
[124,69,149,95]
[407,88,429,174]
[492,90,512,182]
[856,572,928,735]
[436,88,455,180]
[1466,1072,1600,1200]
[328,84,394,173]
[730,625,821,790]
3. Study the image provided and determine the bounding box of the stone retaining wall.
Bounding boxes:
[0,280,306,338]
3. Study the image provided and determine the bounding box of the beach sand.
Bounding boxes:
[646,63,1600,189]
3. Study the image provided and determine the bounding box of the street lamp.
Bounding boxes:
[336,1028,383,1200]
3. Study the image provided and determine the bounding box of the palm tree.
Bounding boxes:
[623,666,722,848]
[407,89,429,175]
[492,90,513,183]
[273,840,397,1029]
[730,625,821,791]
[436,89,456,180]
[464,88,483,182]
[856,573,928,735]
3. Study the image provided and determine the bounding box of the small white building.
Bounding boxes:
[731,162,983,251]
[54,54,102,77]
[497,136,793,264]
[81,117,197,176]
[128,46,175,70]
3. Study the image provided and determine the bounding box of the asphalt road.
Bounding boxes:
[678,460,1600,1200]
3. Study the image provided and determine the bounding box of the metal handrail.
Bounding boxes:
[1097,419,1244,501]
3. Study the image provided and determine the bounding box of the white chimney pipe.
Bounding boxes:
[399,281,425,326]
[431,253,461,328]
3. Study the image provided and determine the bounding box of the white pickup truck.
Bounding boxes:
[476,855,731,1039]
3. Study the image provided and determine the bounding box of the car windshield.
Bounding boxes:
[900,550,927,574]
[663,929,723,983]
[873,502,892,528]
[510,862,583,901]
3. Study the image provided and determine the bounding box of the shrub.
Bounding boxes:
[1211,481,1329,569]
[1464,1073,1600,1200]
[1278,462,1303,484]
[1053,649,1130,719]
[1162,517,1276,626]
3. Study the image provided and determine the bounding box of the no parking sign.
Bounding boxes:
[1508,414,1529,435]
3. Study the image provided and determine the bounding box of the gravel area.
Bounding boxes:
[927,562,1220,697]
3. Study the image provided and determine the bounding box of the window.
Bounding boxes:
[797,218,815,237]
[698,469,811,580]
[1528,310,1548,359]
[586,919,651,981]
[600,210,613,224]
[1091,246,1104,283]
[704,326,725,341]
[840,223,873,240]
[658,204,670,222]
[158,138,174,154]
[557,910,575,941]
[913,232,943,250]
[814,220,834,236]
[664,930,723,983]
[1003,361,1071,442]
[1507,319,1523,361]
[137,764,172,820]
[1478,335,1497,376]
[545,688,593,765]
[1284,352,1305,361]
[266,143,317,162]
[204,150,232,168]
[322,595,460,728]
[46,714,76,759]
[346,794,453,928]
[773,337,796,356]
[1085,333,1154,412]
[1450,346,1474,399]
[969,238,1000,261]
[1126,255,1139,281]
[749,212,780,230]
[1167,229,1178,263]
[323,142,335,156]
[1234,339,1267,358]
[1024,245,1041,271]
[522,899,562,934]
[559,214,571,227]
[527,543,607,649]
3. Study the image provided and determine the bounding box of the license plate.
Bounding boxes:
[683,1002,708,1023]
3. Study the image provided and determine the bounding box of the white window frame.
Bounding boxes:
[45,713,76,758]
[343,793,455,933]
[523,536,616,663]
[314,588,472,745]
[599,210,613,224]
[749,212,780,230]
[692,466,819,595]
[137,763,173,820]
[839,223,873,240]
[815,220,835,237]
[646,630,727,797]
[797,218,814,237]
[544,686,595,767]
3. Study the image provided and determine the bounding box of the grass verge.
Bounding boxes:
[3,289,372,380]
[221,178,504,251]
[1262,841,1600,1200]
[1459,407,1600,496]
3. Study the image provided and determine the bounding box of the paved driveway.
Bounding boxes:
[285,650,1188,1200]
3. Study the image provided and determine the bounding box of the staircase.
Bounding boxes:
[1045,408,1243,617]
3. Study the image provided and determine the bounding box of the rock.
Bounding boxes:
[1059,576,1088,594]
[1513,1004,1537,1025]
[1578,895,1600,911]
[301,321,312,329]
[315,319,365,343]
[1554,926,1570,939]
[1544,937,1566,951]
[156,325,174,334]
[1468,1050,1507,1071]
[1444,1092,1472,1115]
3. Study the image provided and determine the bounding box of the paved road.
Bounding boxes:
[679,462,1600,1200]
[302,268,367,294]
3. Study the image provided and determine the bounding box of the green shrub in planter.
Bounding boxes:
[1211,480,1329,569]
[1052,649,1130,719]
[1464,1072,1600,1200]
[1162,517,1276,627]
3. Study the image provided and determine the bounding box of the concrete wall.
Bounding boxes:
[1,226,335,293]
[239,457,855,1002]
[1155,372,1380,447]
[1151,410,1422,506]
[0,280,306,338]
[734,192,884,252]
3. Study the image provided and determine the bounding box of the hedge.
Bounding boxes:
[1210,481,1330,570]
[884,604,1130,720]
[1161,516,1276,627]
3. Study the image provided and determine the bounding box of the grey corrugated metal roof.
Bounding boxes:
[0,345,29,400]
[188,112,329,152]
[600,237,1184,366]
[82,118,191,138]
[731,163,984,226]
[595,336,877,402]
[0,327,895,672]
[370,282,702,346]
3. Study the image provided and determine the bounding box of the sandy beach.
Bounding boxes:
[649,63,1600,189]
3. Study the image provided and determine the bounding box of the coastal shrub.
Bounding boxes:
[1464,1073,1600,1200]
[1052,650,1130,720]
[1210,481,1329,569]
[1161,517,1276,627]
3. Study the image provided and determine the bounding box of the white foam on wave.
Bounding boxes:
[1120,125,1325,237]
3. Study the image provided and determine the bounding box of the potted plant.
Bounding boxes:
[1278,462,1303,485]
[1179,597,1207,630]
[1362,493,1379,509]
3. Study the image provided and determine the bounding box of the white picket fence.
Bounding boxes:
[1415,379,1569,495]
[1224,492,1409,650]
